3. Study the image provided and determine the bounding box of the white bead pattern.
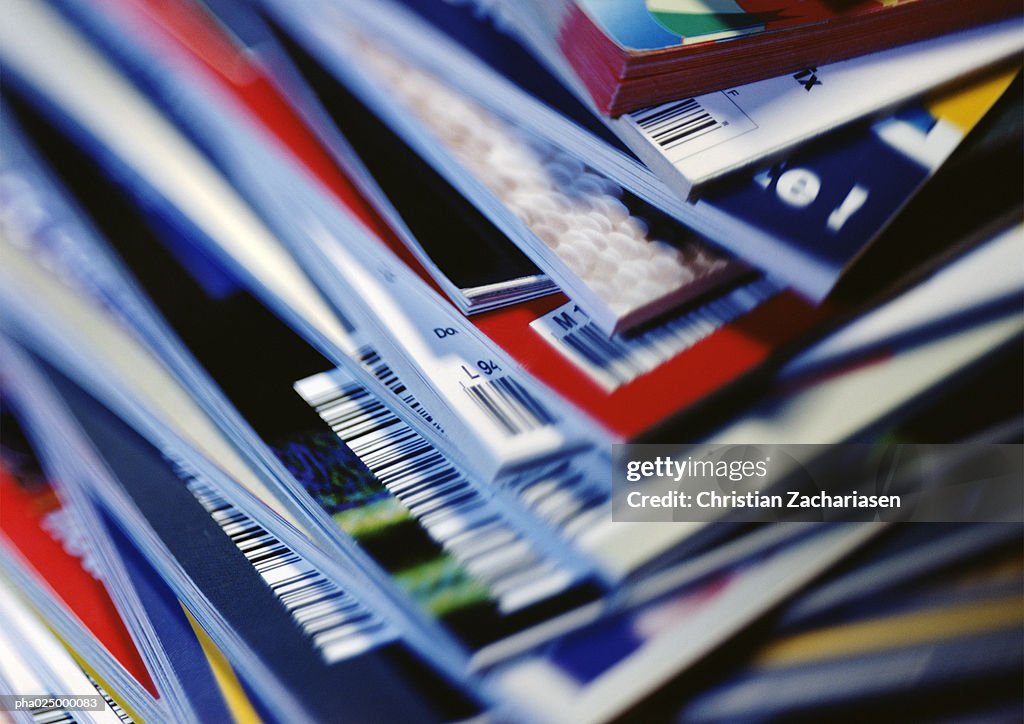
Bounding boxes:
[354,36,732,319]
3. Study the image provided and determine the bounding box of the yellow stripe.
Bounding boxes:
[182,606,262,724]
[62,644,145,724]
[755,597,1024,668]
[927,68,1018,132]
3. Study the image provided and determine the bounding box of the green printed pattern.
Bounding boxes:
[647,0,764,40]
[274,430,491,621]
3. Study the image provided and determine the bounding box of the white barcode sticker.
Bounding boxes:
[531,279,780,392]
[623,92,755,164]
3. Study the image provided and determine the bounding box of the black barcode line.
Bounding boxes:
[634,99,704,136]
[29,709,76,724]
[356,347,441,432]
[562,324,648,382]
[184,478,392,663]
[504,459,607,535]
[460,375,554,436]
[84,672,132,724]
[634,98,723,150]
[301,368,580,612]
[555,278,778,387]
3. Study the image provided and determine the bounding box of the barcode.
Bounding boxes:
[84,673,132,724]
[461,376,555,436]
[185,478,394,662]
[30,709,76,724]
[502,457,609,541]
[295,370,578,612]
[533,278,780,392]
[632,98,723,151]
[100,696,130,724]
[355,346,443,434]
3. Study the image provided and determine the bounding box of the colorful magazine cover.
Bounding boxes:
[586,0,919,49]
[513,0,1019,113]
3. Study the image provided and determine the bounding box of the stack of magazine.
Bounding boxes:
[0,1,1021,721]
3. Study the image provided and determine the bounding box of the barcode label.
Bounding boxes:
[294,369,579,613]
[623,91,755,163]
[460,376,555,437]
[185,477,395,662]
[531,278,780,392]
[632,98,723,151]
